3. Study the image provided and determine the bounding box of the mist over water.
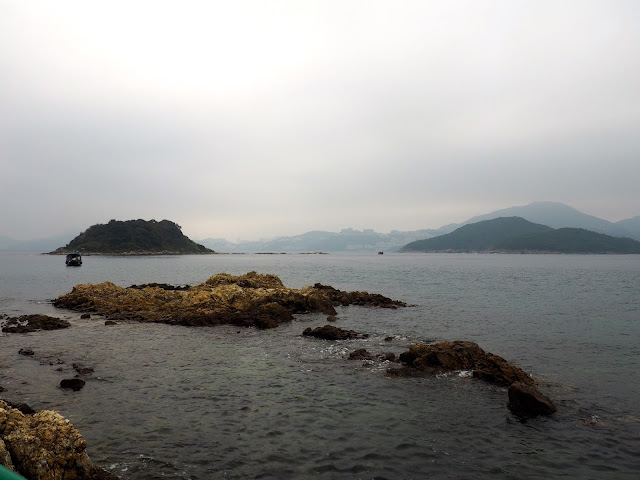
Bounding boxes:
[1,253,639,478]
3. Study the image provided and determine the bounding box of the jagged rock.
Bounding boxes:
[303,325,369,340]
[397,340,533,386]
[508,382,557,416]
[2,315,70,334]
[392,340,555,414]
[53,272,405,330]
[0,400,118,479]
[311,283,407,309]
[60,379,86,391]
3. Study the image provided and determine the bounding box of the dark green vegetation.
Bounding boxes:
[401,217,640,254]
[52,219,214,254]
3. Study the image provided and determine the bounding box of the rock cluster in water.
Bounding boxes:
[1,314,70,334]
[53,272,406,329]
[0,400,118,479]
[388,340,557,416]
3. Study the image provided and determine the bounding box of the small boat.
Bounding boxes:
[65,253,82,266]
[378,251,384,255]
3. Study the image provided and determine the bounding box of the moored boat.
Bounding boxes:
[65,253,82,266]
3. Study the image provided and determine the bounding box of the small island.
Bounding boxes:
[49,219,214,255]
[401,217,640,254]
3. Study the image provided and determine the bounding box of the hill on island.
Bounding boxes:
[401,217,640,254]
[425,201,640,241]
[52,219,214,254]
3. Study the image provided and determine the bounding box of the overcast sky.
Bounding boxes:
[1,1,639,242]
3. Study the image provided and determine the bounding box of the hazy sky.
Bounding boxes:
[2,1,639,241]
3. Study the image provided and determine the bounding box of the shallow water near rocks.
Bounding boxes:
[1,252,639,479]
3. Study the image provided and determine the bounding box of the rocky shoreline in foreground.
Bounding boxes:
[0,401,117,480]
[2,272,557,479]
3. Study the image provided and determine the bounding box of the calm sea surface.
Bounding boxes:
[1,252,639,479]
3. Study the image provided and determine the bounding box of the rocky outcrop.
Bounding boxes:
[391,340,556,416]
[303,325,369,340]
[508,382,557,416]
[53,272,405,329]
[395,340,534,386]
[2,315,70,334]
[0,400,118,479]
[310,283,406,309]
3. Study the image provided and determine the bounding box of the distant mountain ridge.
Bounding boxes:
[433,201,640,240]
[51,219,214,254]
[197,202,639,252]
[401,217,640,254]
[4,201,638,253]
[198,228,438,253]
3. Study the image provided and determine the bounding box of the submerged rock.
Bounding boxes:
[53,272,405,330]
[60,378,86,391]
[303,325,369,340]
[0,400,118,479]
[2,315,70,334]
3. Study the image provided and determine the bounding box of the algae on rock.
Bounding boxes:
[54,271,406,329]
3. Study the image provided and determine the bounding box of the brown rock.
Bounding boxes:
[2,315,70,334]
[303,325,369,340]
[397,340,533,386]
[349,349,396,362]
[3,402,35,415]
[0,401,118,479]
[60,379,86,391]
[508,382,557,416]
[53,272,405,330]
[349,348,373,360]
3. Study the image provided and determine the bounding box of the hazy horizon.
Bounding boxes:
[2,200,638,245]
[2,1,639,242]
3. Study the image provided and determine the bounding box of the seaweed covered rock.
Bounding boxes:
[2,315,70,334]
[0,400,118,479]
[53,272,405,330]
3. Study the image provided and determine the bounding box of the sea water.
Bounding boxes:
[1,252,639,479]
